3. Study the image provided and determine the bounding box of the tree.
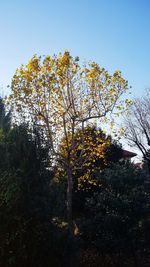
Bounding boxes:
[9,51,129,230]
[0,123,61,267]
[79,162,150,266]
[60,125,111,181]
[59,125,123,217]
[124,89,150,172]
[59,125,122,190]
[0,101,69,267]
[0,97,11,138]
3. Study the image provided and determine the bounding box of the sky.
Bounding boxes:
[0,0,150,98]
[0,0,149,160]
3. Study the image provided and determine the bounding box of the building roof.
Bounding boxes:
[122,149,137,158]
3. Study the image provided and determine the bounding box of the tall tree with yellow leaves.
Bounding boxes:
[9,51,129,230]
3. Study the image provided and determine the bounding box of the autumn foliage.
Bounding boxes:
[8,50,130,228]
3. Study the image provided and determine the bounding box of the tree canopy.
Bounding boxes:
[8,50,129,228]
[9,51,128,157]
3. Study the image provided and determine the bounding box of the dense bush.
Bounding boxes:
[78,162,150,257]
[0,127,55,267]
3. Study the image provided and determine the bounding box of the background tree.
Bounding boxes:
[0,100,62,267]
[60,125,123,177]
[0,97,11,139]
[9,50,129,229]
[59,125,123,216]
[124,89,150,172]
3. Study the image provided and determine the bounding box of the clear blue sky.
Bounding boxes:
[0,0,150,97]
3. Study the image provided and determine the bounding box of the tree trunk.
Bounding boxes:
[66,166,73,231]
[147,159,150,175]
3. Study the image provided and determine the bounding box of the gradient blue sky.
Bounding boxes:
[0,0,150,97]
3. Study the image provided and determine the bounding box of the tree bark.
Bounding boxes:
[66,166,73,231]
